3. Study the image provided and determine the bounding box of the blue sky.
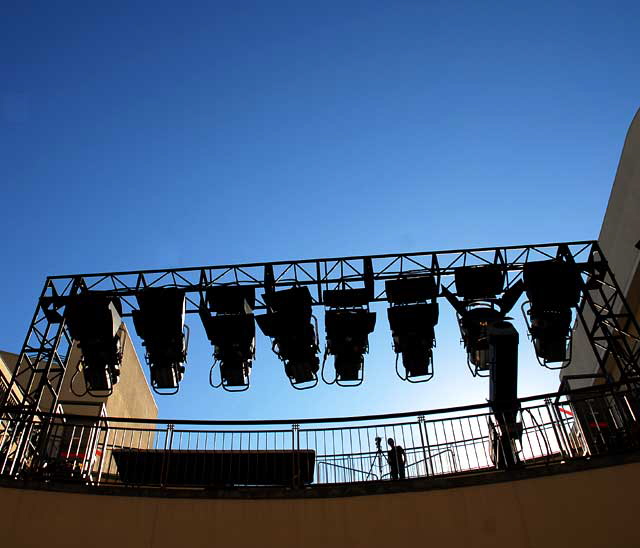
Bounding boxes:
[1,1,639,420]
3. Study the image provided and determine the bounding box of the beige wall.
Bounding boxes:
[562,108,640,388]
[598,108,640,294]
[0,355,24,406]
[1,461,640,548]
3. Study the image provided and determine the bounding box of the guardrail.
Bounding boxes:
[1,384,639,491]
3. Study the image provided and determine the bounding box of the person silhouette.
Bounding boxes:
[387,437,406,480]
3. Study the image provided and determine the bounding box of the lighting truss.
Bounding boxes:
[2,240,640,475]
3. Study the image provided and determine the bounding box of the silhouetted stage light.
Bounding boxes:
[386,276,439,382]
[200,286,256,391]
[255,286,320,389]
[64,294,124,395]
[323,289,376,386]
[454,264,505,301]
[132,288,188,394]
[522,260,581,367]
[443,263,525,468]
[443,264,524,376]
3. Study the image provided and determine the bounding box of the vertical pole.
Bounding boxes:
[417,416,429,477]
[160,423,174,487]
[96,422,109,485]
[291,423,300,488]
[421,417,434,477]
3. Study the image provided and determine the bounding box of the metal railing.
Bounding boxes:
[1,383,639,491]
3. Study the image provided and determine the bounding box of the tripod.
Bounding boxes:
[366,436,387,480]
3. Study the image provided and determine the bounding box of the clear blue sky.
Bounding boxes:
[2,1,639,420]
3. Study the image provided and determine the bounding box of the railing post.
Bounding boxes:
[160,423,174,488]
[291,423,300,488]
[417,416,430,477]
[96,421,109,485]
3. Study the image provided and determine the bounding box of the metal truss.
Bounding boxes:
[38,240,605,309]
[571,244,640,384]
[1,240,640,475]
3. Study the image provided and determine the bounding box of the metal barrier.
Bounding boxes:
[1,384,639,490]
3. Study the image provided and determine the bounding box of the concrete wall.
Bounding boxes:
[562,108,640,388]
[1,461,640,548]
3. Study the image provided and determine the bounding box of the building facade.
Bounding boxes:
[561,108,640,390]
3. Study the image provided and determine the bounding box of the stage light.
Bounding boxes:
[200,286,256,391]
[522,260,581,366]
[454,305,503,374]
[132,287,188,394]
[443,263,525,468]
[454,264,505,301]
[64,294,124,395]
[443,264,523,376]
[323,289,376,386]
[255,286,320,388]
[450,264,506,375]
[386,276,439,382]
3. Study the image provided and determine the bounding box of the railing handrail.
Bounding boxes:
[315,460,379,480]
[2,380,639,491]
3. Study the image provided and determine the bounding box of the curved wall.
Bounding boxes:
[563,107,640,388]
[1,461,639,548]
